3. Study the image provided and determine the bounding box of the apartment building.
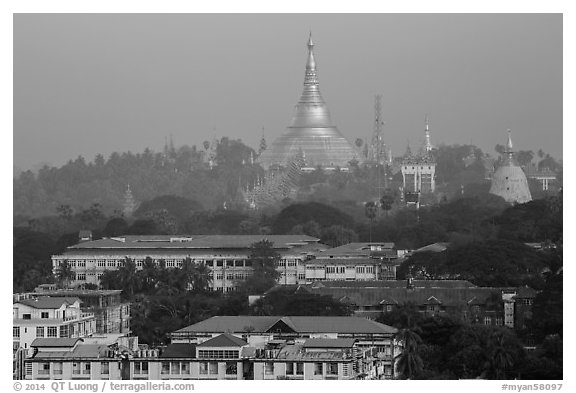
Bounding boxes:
[13,297,96,353]
[18,289,130,334]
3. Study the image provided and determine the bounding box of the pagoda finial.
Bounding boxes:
[506,128,513,151]
[306,32,316,72]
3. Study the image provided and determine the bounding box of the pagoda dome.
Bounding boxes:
[258,33,360,169]
[489,130,532,204]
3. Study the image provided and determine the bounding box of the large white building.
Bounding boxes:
[52,235,327,292]
[52,235,406,290]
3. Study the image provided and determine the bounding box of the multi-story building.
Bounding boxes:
[13,297,96,353]
[305,242,405,282]
[294,279,537,329]
[170,315,400,379]
[23,330,396,380]
[51,235,327,292]
[20,289,131,334]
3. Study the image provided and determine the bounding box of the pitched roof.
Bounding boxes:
[31,344,110,359]
[303,338,356,348]
[175,316,397,335]
[17,297,81,309]
[160,343,197,358]
[307,286,511,307]
[31,338,83,348]
[197,333,247,348]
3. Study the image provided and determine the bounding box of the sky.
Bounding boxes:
[13,13,562,170]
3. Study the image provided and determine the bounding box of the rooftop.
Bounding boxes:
[16,297,81,309]
[314,243,395,258]
[174,316,397,335]
[31,338,83,348]
[65,235,320,252]
[160,343,197,358]
[197,333,248,348]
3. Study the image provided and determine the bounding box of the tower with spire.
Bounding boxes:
[122,184,138,218]
[489,129,532,204]
[400,116,436,198]
[258,33,361,170]
[424,114,433,153]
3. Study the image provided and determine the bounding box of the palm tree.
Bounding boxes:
[117,258,141,298]
[55,259,74,289]
[394,328,423,379]
[191,262,213,292]
[140,257,159,292]
[483,330,516,379]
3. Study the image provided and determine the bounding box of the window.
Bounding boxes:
[198,350,239,359]
[171,362,180,374]
[76,273,86,281]
[59,325,69,338]
[98,260,106,267]
[209,362,218,374]
[296,362,304,375]
[181,362,190,374]
[134,362,148,374]
[216,260,223,267]
[41,312,49,319]
[36,327,45,338]
[226,274,234,280]
[38,362,50,375]
[47,327,57,337]
[496,317,503,326]
[286,362,294,374]
[83,363,91,374]
[484,316,492,325]
[161,362,170,375]
[265,362,274,375]
[199,362,209,375]
[327,363,338,375]
[73,363,81,375]
[22,313,31,320]
[101,362,109,375]
[13,327,20,338]
[386,305,393,312]
[244,260,252,267]
[226,260,234,267]
[53,362,63,375]
[225,362,237,375]
[216,274,224,280]
[314,362,323,375]
[298,273,306,280]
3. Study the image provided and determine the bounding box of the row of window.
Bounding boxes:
[197,350,239,359]
[263,362,339,376]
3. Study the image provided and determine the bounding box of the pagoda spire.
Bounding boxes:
[424,114,433,152]
[299,32,325,106]
[504,129,515,165]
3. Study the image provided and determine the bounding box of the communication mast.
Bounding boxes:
[369,94,386,164]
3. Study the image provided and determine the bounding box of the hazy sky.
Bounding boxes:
[13,13,562,170]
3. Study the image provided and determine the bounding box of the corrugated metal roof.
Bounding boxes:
[31,338,83,348]
[309,280,477,289]
[314,242,395,258]
[174,316,396,335]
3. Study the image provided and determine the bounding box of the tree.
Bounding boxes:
[394,328,424,379]
[365,201,378,242]
[240,240,281,294]
[55,260,74,289]
[181,258,213,293]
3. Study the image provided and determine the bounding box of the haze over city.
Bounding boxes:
[14,13,562,171]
